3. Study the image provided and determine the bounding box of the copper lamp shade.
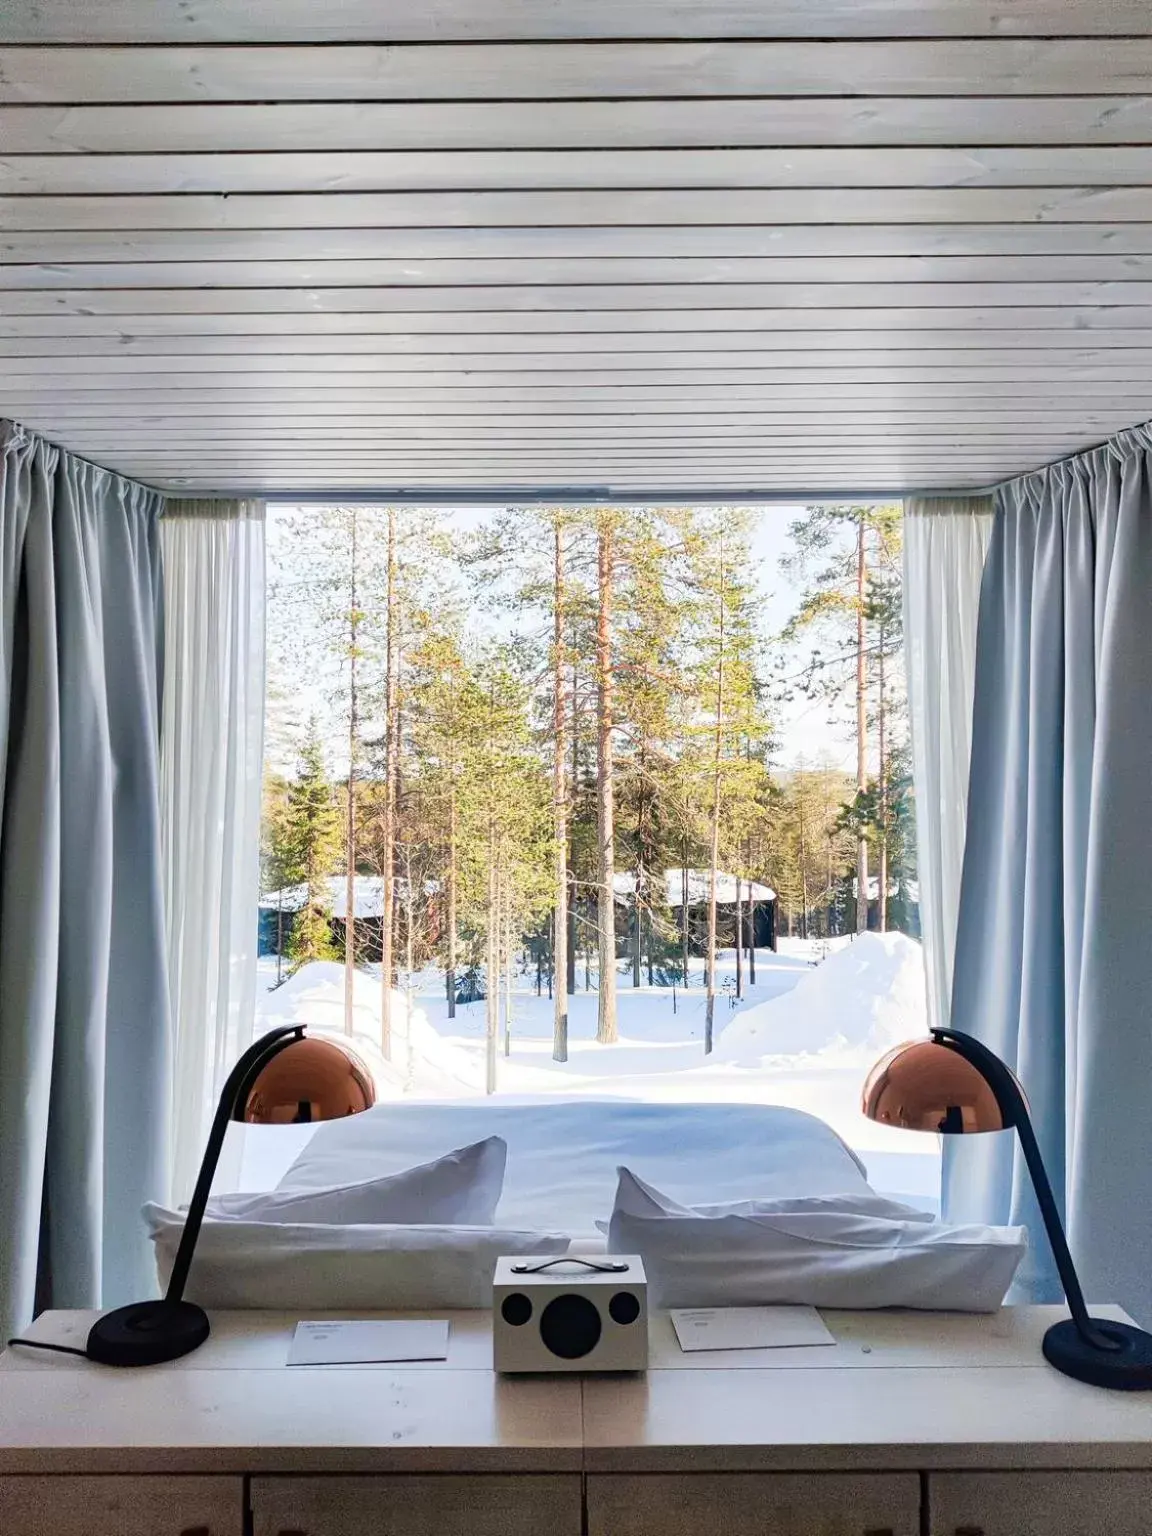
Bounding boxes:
[241,1035,376,1124]
[862,1038,1007,1135]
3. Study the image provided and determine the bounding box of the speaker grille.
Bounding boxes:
[539,1294,602,1359]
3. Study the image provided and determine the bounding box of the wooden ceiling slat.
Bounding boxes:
[6,296,1151,330]
[0,152,1137,196]
[2,403,1133,424]
[3,1,1149,45]
[4,100,1152,152]
[11,147,1152,198]
[4,41,1152,104]
[5,373,1150,399]
[13,255,1152,289]
[6,375,1151,397]
[50,441,1091,455]
[7,279,1152,311]
[10,188,1152,230]
[5,320,1152,352]
[6,340,1152,367]
[13,426,1102,442]
[12,356,1152,383]
[7,225,1152,262]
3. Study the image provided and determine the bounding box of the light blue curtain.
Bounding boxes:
[945,423,1152,1322]
[0,420,170,1340]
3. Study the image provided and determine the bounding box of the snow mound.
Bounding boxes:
[717,932,926,1065]
[257,960,479,1098]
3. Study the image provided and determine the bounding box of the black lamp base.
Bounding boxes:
[85,1300,210,1367]
[1042,1318,1152,1391]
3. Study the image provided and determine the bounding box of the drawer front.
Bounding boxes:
[588,1472,921,1536]
[929,1471,1152,1536]
[250,1473,583,1536]
[0,1475,243,1536]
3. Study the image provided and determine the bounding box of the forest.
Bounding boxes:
[261,502,917,1070]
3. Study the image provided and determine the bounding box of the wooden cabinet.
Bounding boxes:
[927,1471,1152,1536]
[0,1475,243,1536]
[587,1472,921,1536]
[249,1472,583,1536]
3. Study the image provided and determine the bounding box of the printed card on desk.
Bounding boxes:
[287,1320,450,1366]
[671,1306,836,1353]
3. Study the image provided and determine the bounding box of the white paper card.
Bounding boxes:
[670,1306,836,1353]
[287,1320,450,1366]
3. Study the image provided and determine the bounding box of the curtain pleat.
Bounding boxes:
[902,497,994,1039]
[947,425,1152,1322]
[0,422,169,1339]
[160,499,266,1203]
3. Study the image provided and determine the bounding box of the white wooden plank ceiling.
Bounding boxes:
[0,0,1150,498]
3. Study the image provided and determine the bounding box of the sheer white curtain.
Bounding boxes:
[903,496,994,1035]
[160,499,266,1202]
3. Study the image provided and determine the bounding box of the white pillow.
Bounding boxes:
[207,1136,506,1227]
[611,1166,936,1225]
[608,1170,1025,1313]
[144,1207,568,1309]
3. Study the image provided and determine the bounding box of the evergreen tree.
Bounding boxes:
[776,502,903,931]
[684,507,772,1052]
[280,728,342,968]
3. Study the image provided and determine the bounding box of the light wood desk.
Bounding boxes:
[2,1306,1151,1535]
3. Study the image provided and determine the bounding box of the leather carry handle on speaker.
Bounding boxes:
[510,1257,630,1274]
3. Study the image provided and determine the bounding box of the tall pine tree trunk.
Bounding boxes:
[380,507,398,1057]
[567,653,578,996]
[485,828,498,1095]
[552,520,569,1061]
[596,517,618,1044]
[633,858,643,989]
[446,774,458,1018]
[344,508,358,1037]
[878,622,889,933]
[705,537,726,1056]
[746,829,756,983]
[681,838,690,988]
[504,899,514,1058]
[735,876,744,999]
[404,841,415,1017]
[855,512,870,935]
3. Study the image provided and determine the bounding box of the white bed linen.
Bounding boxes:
[275,1099,871,1239]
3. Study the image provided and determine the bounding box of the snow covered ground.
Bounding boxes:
[254,932,940,1204]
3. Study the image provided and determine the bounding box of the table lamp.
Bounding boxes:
[863,1025,1152,1390]
[85,1024,376,1366]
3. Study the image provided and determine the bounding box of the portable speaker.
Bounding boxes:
[492,1255,648,1373]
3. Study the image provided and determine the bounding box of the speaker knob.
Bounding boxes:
[539,1294,602,1359]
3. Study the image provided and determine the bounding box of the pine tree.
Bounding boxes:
[615,507,689,988]
[594,509,619,1043]
[684,508,770,1052]
[777,502,902,932]
[551,512,570,1060]
[280,728,342,969]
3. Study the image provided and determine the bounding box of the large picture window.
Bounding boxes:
[258,502,935,1204]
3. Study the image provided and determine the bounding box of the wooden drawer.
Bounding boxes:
[0,1475,243,1536]
[250,1472,583,1536]
[587,1472,921,1536]
[928,1471,1152,1536]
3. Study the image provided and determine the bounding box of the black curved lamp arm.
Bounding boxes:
[932,1027,1115,1352]
[164,1025,305,1304]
